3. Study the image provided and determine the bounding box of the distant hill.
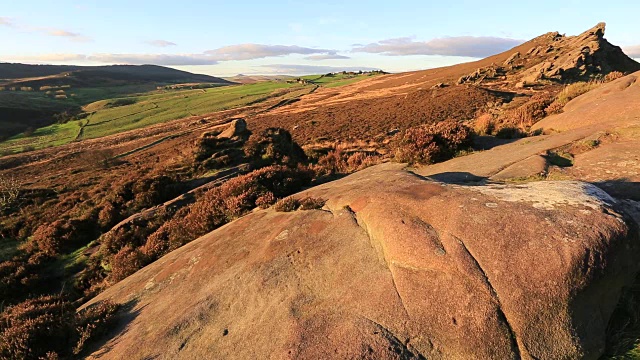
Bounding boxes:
[0,63,233,139]
[223,74,296,84]
[0,63,232,87]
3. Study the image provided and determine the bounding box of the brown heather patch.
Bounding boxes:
[393,119,473,165]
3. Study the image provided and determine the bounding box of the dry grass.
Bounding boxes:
[546,80,606,114]
[474,113,495,135]
[492,93,554,134]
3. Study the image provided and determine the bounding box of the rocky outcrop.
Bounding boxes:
[459,23,640,87]
[216,118,247,139]
[521,23,640,83]
[83,163,640,359]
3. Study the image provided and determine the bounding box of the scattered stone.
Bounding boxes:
[217,118,247,139]
[503,52,521,66]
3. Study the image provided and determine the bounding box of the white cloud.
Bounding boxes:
[624,45,640,58]
[204,44,338,61]
[0,17,13,27]
[353,36,523,58]
[41,28,91,42]
[260,64,380,75]
[9,53,89,62]
[146,40,177,47]
[4,53,217,65]
[0,17,90,41]
[87,53,218,65]
[4,43,347,66]
[305,53,350,60]
[47,29,79,37]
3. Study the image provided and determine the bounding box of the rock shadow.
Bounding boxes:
[79,298,146,358]
[411,171,488,185]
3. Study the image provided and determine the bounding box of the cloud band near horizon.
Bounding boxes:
[352,36,524,57]
[5,44,351,65]
[624,45,640,58]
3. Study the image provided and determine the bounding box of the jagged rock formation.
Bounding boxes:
[458,23,640,88]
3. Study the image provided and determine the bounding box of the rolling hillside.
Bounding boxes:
[0,63,230,85]
[0,64,233,139]
[1,23,640,359]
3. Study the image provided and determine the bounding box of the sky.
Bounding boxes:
[1,0,639,76]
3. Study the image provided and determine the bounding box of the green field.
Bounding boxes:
[0,84,165,112]
[0,73,380,156]
[301,72,380,87]
[0,81,303,154]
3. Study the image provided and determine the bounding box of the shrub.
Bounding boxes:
[108,245,148,283]
[143,165,314,261]
[106,98,136,108]
[78,149,117,169]
[130,175,182,210]
[545,81,603,115]
[0,295,74,359]
[545,101,565,115]
[298,197,326,210]
[509,93,553,128]
[255,192,276,209]
[0,295,119,359]
[393,119,473,165]
[29,218,98,257]
[315,149,380,175]
[474,113,495,135]
[0,174,20,212]
[97,201,120,229]
[73,300,119,355]
[495,127,526,139]
[274,196,325,212]
[244,128,306,166]
[346,152,380,171]
[274,197,300,212]
[318,149,348,174]
[0,253,48,305]
[604,71,624,82]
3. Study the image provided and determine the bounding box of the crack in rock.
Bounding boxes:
[454,234,524,359]
[342,205,411,318]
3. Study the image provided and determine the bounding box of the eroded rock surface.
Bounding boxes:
[458,23,639,87]
[84,163,640,359]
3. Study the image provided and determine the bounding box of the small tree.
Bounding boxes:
[0,175,20,211]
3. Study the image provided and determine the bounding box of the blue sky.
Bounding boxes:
[1,0,639,76]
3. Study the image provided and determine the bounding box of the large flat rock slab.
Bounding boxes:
[569,141,640,200]
[84,163,640,359]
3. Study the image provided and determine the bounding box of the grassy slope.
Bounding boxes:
[0,84,165,112]
[0,82,299,154]
[0,74,379,155]
[300,73,377,87]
